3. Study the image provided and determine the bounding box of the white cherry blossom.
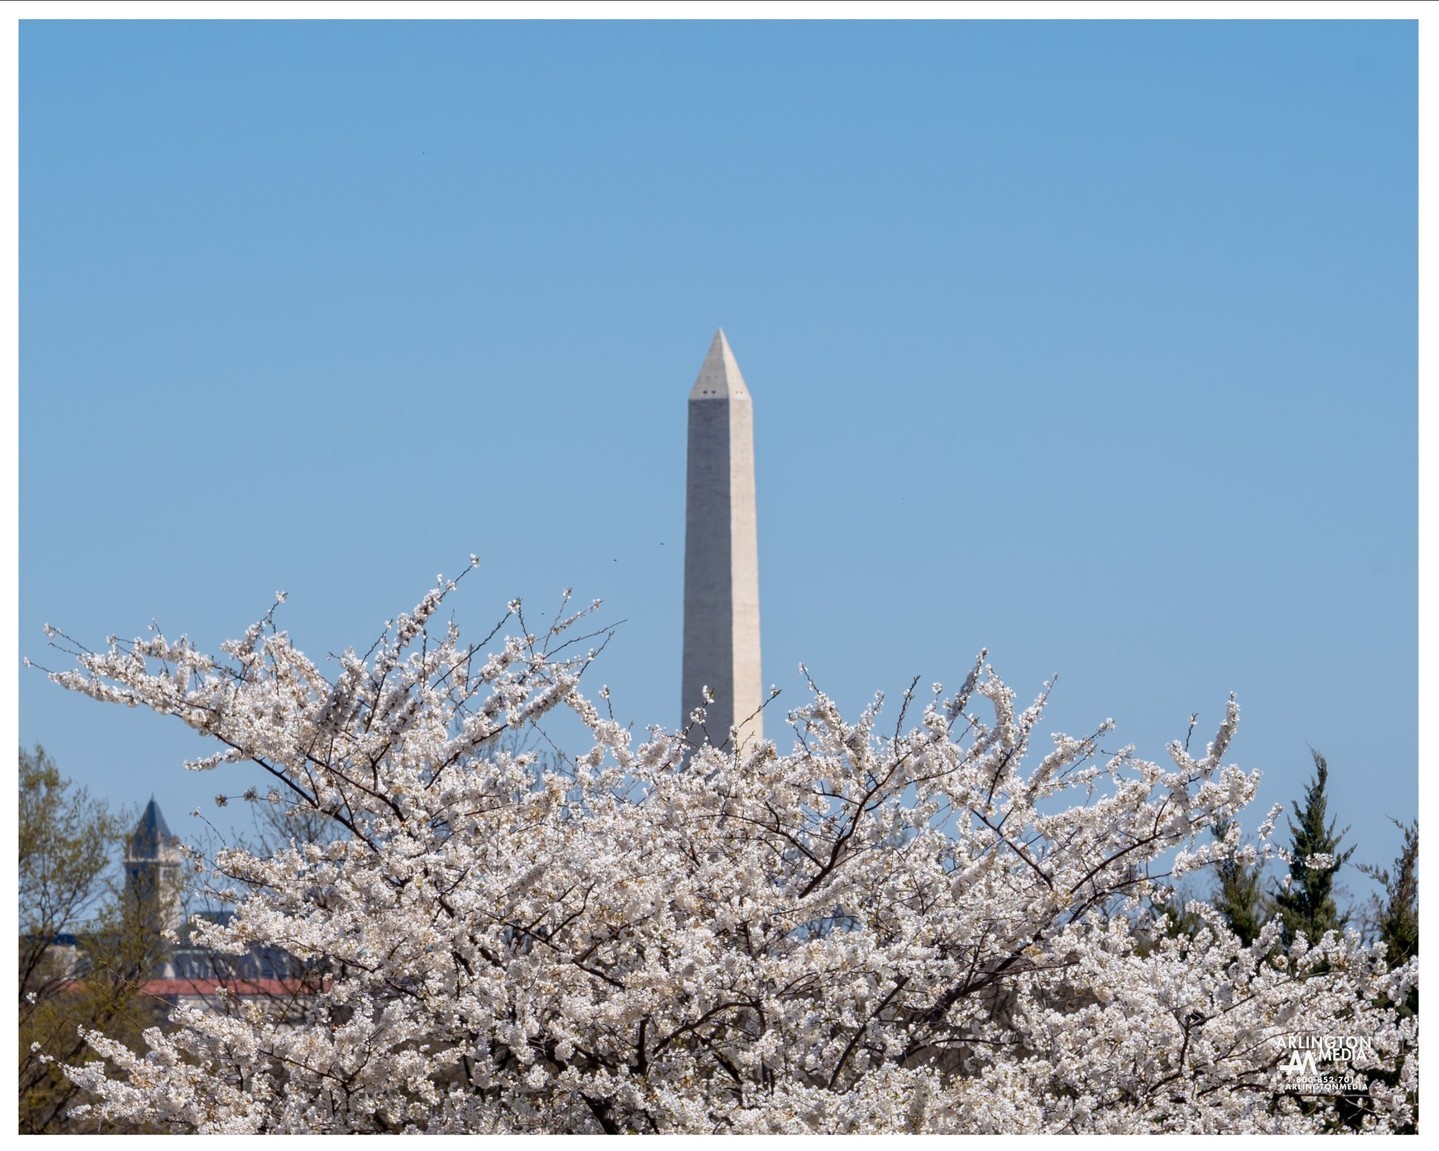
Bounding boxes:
[41,578,1416,1133]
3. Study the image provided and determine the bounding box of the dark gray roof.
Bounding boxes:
[128,798,176,858]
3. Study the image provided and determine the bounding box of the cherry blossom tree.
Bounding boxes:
[36,572,1417,1133]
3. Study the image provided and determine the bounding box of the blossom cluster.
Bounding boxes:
[44,579,1417,1133]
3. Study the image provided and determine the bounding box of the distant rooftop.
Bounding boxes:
[127,798,177,859]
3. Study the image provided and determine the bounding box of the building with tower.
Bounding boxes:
[28,799,309,1018]
[124,797,183,947]
[124,799,304,1005]
[681,329,764,750]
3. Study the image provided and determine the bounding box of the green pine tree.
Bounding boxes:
[1356,820,1418,1132]
[1272,750,1354,949]
[1360,819,1417,1010]
[1368,819,1418,966]
[1149,882,1205,940]
[1209,815,1268,947]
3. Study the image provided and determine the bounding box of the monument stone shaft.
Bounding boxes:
[681,329,763,749]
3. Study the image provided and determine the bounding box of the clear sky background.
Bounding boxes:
[17,15,1418,908]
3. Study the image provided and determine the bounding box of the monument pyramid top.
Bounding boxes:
[690,328,751,401]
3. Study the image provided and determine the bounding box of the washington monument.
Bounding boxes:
[681,329,763,749]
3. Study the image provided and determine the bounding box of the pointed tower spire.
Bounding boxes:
[126,798,182,943]
[682,328,763,750]
[690,328,750,401]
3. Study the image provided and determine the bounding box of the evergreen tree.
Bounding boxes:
[1148,882,1205,941]
[1366,819,1418,967]
[1357,820,1419,1132]
[1272,750,1354,948]
[1359,819,1417,1013]
[1209,815,1268,947]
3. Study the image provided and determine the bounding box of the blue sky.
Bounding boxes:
[16,16,1418,905]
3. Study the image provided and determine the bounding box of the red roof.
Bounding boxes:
[53,977,325,999]
[137,977,324,999]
